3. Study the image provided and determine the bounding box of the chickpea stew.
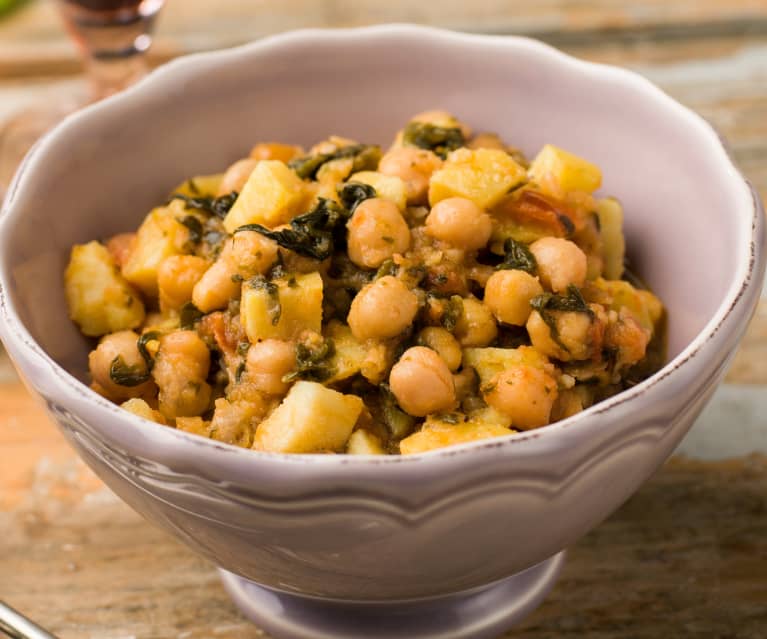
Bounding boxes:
[64,111,665,455]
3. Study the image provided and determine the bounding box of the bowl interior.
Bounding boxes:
[0,28,748,385]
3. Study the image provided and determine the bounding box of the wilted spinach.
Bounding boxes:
[168,192,239,219]
[496,238,538,274]
[283,338,336,383]
[178,215,203,244]
[530,285,594,353]
[235,198,350,260]
[288,144,382,180]
[402,121,465,159]
[179,302,205,330]
[109,356,150,387]
[338,182,376,213]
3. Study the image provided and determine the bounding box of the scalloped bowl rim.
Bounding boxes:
[0,24,761,471]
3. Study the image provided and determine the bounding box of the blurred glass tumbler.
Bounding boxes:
[0,0,165,195]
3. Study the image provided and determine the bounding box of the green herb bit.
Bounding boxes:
[179,302,205,330]
[380,383,416,439]
[338,181,377,213]
[168,192,238,219]
[401,121,465,159]
[235,361,246,383]
[236,341,251,357]
[283,338,336,383]
[529,285,593,353]
[437,412,464,425]
[137,330,161,371]
[235,198,350,260]
[375,259,398,279]
[178,215,203,244]
[288,144,382,180]
[109,355,150,387]
[248,276,282,325]
[441,295,465,332]
[496,238,537,274]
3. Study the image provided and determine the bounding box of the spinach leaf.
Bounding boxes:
[178,215,203,244]
[338,182,376,213]
[530,285,594,353]
[235,198,350,260]
[380,383,416,439]
[441,295,465,332]
[496,238,538,274]
[109,356,150,387]
[288,144,382,180]
[179,302,204,330]
[137,331,161,372]
[402,121,465,159]
[168,192,239,219]
[283,338,336,383]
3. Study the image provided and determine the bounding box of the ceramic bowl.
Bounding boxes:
[0,25,763,639]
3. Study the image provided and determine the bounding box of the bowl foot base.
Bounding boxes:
[219,551,565,639]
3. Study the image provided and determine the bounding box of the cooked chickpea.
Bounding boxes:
[417,327,462,372]
[425,197,492,251]
[410,110,472,138]
[527,307,598,361]
[249,142,302,163]
[389,346,456,417]
[158,255,210,312]
[379,147,443,205]
[484,364,558,429]
[484,269,543,326]
[605,310,650,370]
[193,231,278,312]
[347,198,411,268]
[347,276,418,341]
[245,339,296,395]
[468,132,506,150]
[528,237,587,293]
[88,330,154,401]
[453,296,498,347]
[218,158,258,195]
[152,330,212,419]
[105,232,135,268]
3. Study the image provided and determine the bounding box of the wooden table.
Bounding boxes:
[2,1,767,637]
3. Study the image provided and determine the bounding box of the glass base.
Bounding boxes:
[219,551,566,639]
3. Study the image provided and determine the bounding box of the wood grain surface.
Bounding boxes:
[2,1,767,637]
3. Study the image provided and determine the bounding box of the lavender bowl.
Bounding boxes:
[0,25,763,639]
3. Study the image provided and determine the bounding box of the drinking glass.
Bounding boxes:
[0,0,166,195]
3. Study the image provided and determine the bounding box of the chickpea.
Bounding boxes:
[88,330,154,401]
[528,237,587,293]
[468,132,506,150]
[152,330,212,419]
[389,346,456,417]
[158,255,210,312]
[245,339,296,395]
[250,142,303,163]
[192,231,278,312]
[379,147,442,205]
[527,308,597,362]
[605,310,650,370]
[347,198,411,268]
[425,197,492,251]
[453,296,498,347]
[484,364,558,429]
[410,110,472,139]
[417,327,462,372]
[347,276,418,341]
[218,158,258,195]
[484,269,543,326]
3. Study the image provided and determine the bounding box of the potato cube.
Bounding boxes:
[529,144,602,196]
[349,171,408,210]
[400,414,511,455]
[241,272,323,342]
[223,160,309,233]
[65,241,145,337]
[253,381,363,453]
[595,197,625,280]
[463,345,549,387]
[171,173,224,198]
[122,201,189,297]
[428,148,526,209]
[324,321,368,384]
[591,278,662,332]
[122,398,167,425]
[347,429,385,455]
